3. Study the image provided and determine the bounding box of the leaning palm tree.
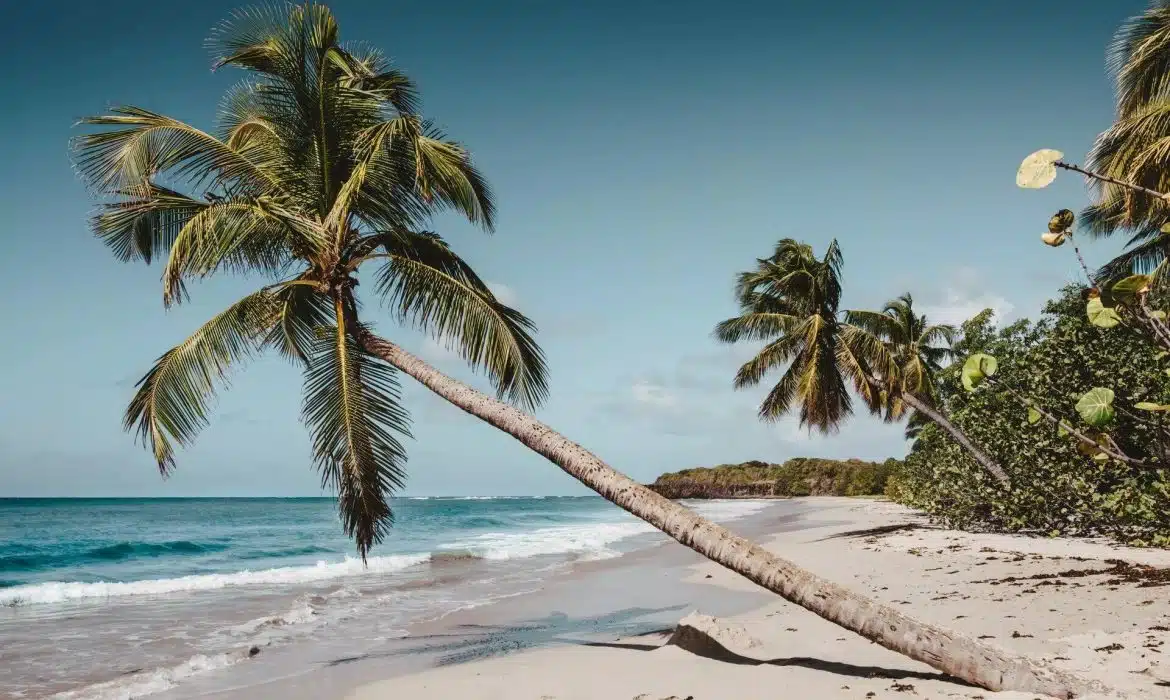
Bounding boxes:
[843,295,1010,486]
[845,294,952,421]
[73,5,1081,695]
[714,244,1009,487]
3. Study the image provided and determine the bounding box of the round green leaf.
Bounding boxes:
[1086,297,1122,329]
[1135,401,1170,412]
[1152,310,1167,321]
[1110,274,1151,304]
[1017,149,1064,189]
[1057,423,1069,437]
[1027,407,1041,424]
[961,353,998,392]
[1075,387,1116,426]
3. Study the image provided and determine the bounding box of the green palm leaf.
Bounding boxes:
[125,289,278,472]
[302,307,411,559]
[263,281,334,365]
[91,182,209,264]
[1110,2,1170,117]
[369,230,548,411]
[74,107,281,194]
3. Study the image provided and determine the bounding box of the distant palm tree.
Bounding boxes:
[715,243,1009,487]
[713,239,858,432]
[844,294,952,420]
[73,6,1075,693]
[844,294,1008,485]
[1080,1,1170,281]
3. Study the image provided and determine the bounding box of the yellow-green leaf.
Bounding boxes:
[1135,402,1170,412]
[961,353,998,392]
[1027,407,1041,424]
[1086,297,1122,329]
[1017,149,1064,189]
[1075,387,1115,427]
[1111,274,1151,304]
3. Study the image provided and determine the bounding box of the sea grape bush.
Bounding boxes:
[891,288,1170,543]
[889,153,1170,544]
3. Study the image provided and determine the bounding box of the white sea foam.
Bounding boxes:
[684,498,775,522]
[49,651,243,700]
[0,553,430,607]
[442,521,656,560]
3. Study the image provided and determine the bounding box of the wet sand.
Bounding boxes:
[155,499,818,699]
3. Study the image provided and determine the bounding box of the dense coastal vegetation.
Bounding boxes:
[648,458,897,499]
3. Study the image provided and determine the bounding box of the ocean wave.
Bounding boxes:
[235,544,336,560]
[0,540,230,572]
[49,650,245,700]
[442,521,656,561]
[0,553,430,607]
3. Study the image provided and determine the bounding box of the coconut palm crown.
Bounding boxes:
[843,293,956,422]
[72,3,548,557]
[712,239,885,433]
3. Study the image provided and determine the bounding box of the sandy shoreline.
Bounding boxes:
[346,497,1170,700]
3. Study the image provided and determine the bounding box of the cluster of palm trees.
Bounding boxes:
[712,239,1011,488]
[73,1,1170,696]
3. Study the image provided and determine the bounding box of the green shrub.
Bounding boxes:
[890,285,1170,543]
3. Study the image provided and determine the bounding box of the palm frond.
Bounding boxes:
[836,326,887,414]
[302,304,411,559]
[794,315,851,433]
[263,280,334,365]
[91,181,208,263]
[160,199,298,305]
[1110,2,1170,117]
[125,289,277,473]
[918,323,957,349]
[369,230,548,410]
[328,43,420,114]
[73,107,281,194]
[360,116,495,232]
[842,309,898,340]
[731,331,804,389]
[712,311,802,344]
[1099,227,1170,281]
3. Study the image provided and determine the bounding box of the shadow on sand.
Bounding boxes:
[325,605,971,687]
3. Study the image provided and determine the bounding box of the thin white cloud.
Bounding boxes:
[631,380,678,408]
[920,289,1014,326]
[486,281,518,306]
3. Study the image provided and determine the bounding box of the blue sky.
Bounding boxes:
[0,0,1147,497]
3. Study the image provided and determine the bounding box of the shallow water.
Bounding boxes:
[0,496,776,699]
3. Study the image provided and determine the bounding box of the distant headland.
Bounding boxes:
[646,457,898,499]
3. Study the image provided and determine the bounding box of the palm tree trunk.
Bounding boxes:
[898,392,1012,489]
[359,332,1086,697]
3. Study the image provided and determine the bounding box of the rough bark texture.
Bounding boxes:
[899,392,1013,488]
[361,333,1092,698]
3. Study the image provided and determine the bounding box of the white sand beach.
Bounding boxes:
[347,498,1170,700]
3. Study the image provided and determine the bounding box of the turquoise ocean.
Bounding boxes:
[0,496,773,699]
